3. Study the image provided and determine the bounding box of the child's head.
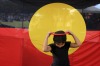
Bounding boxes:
[53,30,66,44]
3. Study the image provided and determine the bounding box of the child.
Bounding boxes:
[43,30,81,66]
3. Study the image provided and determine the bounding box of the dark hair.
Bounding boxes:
[53,30,66,43]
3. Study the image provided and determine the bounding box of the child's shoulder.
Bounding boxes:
[66,41,71,44]
[48,43,56,47]
[65,41,71,47]
[49,43,54,46]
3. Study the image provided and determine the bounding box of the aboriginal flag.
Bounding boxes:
[0,0,100,66]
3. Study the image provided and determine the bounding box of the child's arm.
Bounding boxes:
[43,32,52,52]
[66,30,81,48]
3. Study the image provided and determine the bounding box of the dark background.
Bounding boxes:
[0,0,100,30]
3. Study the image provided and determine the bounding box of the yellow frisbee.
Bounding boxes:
[29,3,86,56]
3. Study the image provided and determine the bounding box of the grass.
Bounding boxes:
[0,21,29,28]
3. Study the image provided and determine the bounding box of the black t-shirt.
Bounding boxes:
[49,42,71,66]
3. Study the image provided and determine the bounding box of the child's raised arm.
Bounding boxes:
[66,30,81,48]
[43,32,52,52]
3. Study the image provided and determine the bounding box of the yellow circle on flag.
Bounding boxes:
[29,3,86,56]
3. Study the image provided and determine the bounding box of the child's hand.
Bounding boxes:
[65,30,73,35]
[46,32,52,38]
